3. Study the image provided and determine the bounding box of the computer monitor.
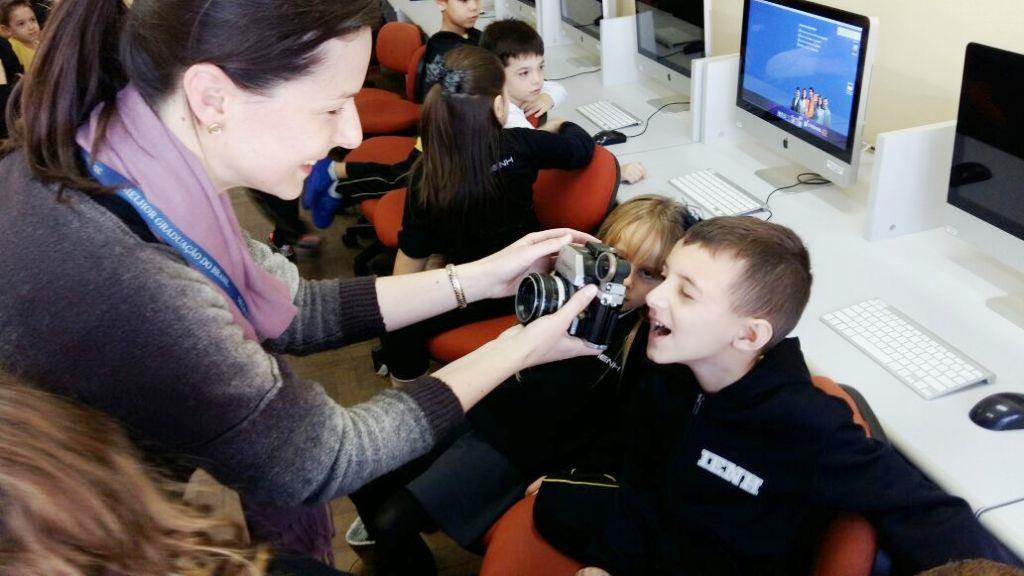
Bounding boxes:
[561,0,603,40]
[634,0,708,99]
[945,42,1024,327]
[735,0,875,188]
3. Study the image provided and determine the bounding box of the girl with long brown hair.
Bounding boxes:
[382,45,596,383]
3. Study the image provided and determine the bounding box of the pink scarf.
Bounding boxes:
[76,85,297,341]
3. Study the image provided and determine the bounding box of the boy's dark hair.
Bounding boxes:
[682,217,812,349]
[479,18,544,66]
[1,0,31,26]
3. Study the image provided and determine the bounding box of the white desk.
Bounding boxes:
[547,43,695,156]
[616,140,1024,515]
[380,2,695,156]
[979,500,1024,559]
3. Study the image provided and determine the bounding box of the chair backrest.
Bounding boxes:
[810,376,870,437]
[374,188,407,248]
[809,375,879,576]
[377,22,423,73]
[532,145,619,232]
[405,44,428,102]
[345,136,417,164]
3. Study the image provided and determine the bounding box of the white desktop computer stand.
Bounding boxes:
[598,15,639,86]
[865,120,956,241]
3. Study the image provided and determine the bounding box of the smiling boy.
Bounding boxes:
[534,217,1018,575]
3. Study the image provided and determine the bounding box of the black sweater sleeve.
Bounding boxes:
[509,122,595,171]
[810,423,1020,572]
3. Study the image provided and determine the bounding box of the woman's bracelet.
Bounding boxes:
[445,264,468,309]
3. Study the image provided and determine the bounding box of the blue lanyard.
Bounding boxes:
[80,149,252,320]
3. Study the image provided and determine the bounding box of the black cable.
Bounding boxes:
[624,101,690,139]
[763,172,830,221]
[548,67,602,81]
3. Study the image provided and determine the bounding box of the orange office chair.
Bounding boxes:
[347,187,406,276]
[356,22,422,104]
[356,22,424,135]
[340,135,417,249]
[478,376,885,576]
[425,145,621,363]
[338,136,417,274]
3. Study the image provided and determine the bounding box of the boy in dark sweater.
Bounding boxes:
[534,217,1020,575]
[417,0,483,101]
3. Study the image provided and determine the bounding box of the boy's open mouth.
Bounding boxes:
[652,322,672,336]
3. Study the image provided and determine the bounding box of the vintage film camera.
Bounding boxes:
[514,242,631,349]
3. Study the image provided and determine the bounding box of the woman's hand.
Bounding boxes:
[458,229,599,302]
[495,283,602,368]
[433,284,602,411]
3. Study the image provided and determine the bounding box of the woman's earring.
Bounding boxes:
[207,123,224,135]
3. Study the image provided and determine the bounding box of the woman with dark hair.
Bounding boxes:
[0,0,601,566]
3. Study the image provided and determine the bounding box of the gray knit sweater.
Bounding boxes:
[0,152,464,506]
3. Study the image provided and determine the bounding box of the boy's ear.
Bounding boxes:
[435,0,447,11]
[734,318,773,353]
[0,24,12,38]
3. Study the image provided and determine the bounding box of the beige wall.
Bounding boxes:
[707,0,1024,142]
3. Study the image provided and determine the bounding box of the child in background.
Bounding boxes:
[417,0,483,101]
[301,19,575,227]
[382,45,594,383]
[480,18,647,184]
[534,217,1021,575]
[0,0,38,70]
[479,18,567,129]
[351,195,696,576]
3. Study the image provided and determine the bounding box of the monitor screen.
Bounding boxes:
[561,0,602,39]
[736,0,870,163]
[948,43,1024,242]
[635,0,705,77]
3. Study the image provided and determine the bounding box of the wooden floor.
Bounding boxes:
[231,192,482,575]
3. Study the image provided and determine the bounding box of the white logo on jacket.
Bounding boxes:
[696,449,765,496]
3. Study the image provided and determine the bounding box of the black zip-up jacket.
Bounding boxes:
[602,336,1017,574]
[416,28,483,102]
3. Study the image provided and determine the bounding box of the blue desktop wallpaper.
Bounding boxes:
[741,0,863,149]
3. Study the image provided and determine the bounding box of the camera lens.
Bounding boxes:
[515,273,573,323]
[595,251,617,283]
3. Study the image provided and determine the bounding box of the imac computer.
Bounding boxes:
[555,0,614,69]
[945,42,1024,328]
[634,0,709,100]
[561,0,603,41]
[735,0,876,187]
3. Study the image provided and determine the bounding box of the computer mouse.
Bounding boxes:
[949,161,993,187]
[969,392,1024,431]
[593,130,627,146]
[681,40,705,55]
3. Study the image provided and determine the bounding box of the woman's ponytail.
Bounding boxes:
[3,0,128,194]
